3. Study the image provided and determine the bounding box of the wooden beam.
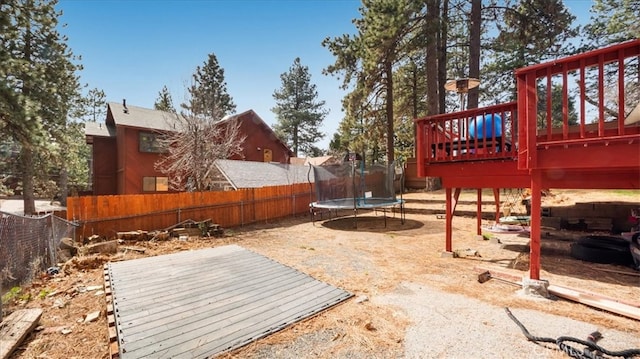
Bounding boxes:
[548,285,640,321]
[529,170,542,280]
[0,308,43,359]
[477,189,482,235]
[445,187,452,252]
[474,266,640,320]
[492,188,500,223]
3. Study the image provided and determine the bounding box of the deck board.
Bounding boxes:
[106,245,352,358]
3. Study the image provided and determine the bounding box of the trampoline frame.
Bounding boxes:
[309,197,405,228]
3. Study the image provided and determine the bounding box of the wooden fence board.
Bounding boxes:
[67,184,315,240]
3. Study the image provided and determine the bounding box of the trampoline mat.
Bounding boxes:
[105,244,353,358]
[311,197,404,209]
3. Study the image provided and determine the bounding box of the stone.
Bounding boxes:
[522,277,550,299]
[84,311,101,323]
[440,251,454,258]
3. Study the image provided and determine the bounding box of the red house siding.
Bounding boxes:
[91,137,117,195]
[231,112,291,163]
[88,106,292,195]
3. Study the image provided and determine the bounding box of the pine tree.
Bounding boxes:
[272,58,327,157]
[0,0,82,214]
[80,87,106,122]
[324,0,420,164]
[483,0,578,101]
[582,0,640,49]
[182,53,236,120]
[154,85,175,112]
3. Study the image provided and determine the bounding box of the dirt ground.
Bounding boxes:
[3,189,639,359]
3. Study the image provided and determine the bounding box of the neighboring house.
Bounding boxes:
[213,159,314,190]
[85,101,293,195]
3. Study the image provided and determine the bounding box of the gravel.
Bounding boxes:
[373,281,640,359]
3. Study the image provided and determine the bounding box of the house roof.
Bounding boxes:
[107,101,184,132]
[214,159,314,189]
[84,121,116,138]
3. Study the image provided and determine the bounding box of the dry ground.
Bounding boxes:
[3,189,639,359]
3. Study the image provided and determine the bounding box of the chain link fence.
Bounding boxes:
[0,211,76,319]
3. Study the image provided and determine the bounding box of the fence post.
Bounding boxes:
[240,201,244,226]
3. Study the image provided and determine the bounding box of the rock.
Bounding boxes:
[59,237,77,251]
[84,311,101,323]
[52,298,66,308]
[86,285,103,291]
[84,240,118,255]
[522,278,550,299]
[42,326,68,334]
[355,295,369,304]
[453,248,481,258]
[57,249,73,262]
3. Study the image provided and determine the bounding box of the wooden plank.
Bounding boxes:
[0,308,43,359]
[548,285,640,320]
[474,266,640,319]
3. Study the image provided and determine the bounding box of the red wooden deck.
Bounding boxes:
[415,39,640,280]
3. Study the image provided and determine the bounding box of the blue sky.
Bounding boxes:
[58,0,361,150]
[58,0,593,151]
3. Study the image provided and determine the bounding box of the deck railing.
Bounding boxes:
[415,40,640,176]
[516,39,640,169]
[415,102,518,175]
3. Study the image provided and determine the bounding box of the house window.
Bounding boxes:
[143,176,169,192]
[263,148,272,162]
[139,132,164,153]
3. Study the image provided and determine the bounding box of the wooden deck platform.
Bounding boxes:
[105,245,352,358]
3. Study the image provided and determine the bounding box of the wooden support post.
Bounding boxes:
[445,187,453,252]
[452,188,461,214]
[530,171,542,280]
[477,189,482,235]
[493,188,500,223]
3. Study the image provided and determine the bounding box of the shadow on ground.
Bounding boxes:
[320,216,424,232]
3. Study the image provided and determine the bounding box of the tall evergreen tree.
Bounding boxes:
[324,0,420,164]
[272,57,328,157]
[1,0,82,214]
[182,53,235,120]
[582,0,640,50]
[81,87,106,122]
[154,85,175,112]
[483,0,578,102]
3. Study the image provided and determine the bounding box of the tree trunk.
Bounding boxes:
[385,60,395,164]
[468,0,481,109]
[21,145,36,215]
[426,0,439,116]
[425,0,444,191]
[59,166,68,206]
[438,0,448,114]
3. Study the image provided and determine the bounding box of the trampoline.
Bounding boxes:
[309,159,405,227]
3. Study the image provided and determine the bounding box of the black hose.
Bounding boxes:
[505,307,640,358]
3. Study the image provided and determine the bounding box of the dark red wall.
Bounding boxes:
[91,137,117,195]
[232,112,292,163]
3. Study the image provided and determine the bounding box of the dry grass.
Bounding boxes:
[3,189,639,358]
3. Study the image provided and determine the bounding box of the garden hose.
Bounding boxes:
[505,307,640,358]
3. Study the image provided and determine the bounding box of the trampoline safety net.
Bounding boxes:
[311,161,402,210]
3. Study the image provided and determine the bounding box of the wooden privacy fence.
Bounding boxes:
[66,183,314,240]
